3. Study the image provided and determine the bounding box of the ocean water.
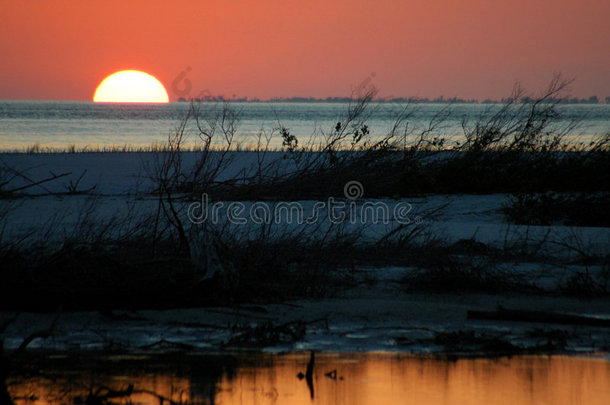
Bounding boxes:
[0,101,608,150]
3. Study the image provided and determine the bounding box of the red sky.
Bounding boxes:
[1,0,608,101]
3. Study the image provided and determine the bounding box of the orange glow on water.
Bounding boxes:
[8,353,610,405]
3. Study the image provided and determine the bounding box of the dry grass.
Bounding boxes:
[1,76,609,310]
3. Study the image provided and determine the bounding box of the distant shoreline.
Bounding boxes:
[2,99,608,104]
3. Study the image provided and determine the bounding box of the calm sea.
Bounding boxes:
[0,101,608,150]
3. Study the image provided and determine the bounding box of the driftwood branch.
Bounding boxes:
[10,307,62,358]
[468,307,610,327]
[4,171,70,194]
[0,316,17,335]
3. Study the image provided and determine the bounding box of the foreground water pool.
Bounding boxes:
[7,352,610,405]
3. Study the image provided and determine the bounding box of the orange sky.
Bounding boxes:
[1,0,608,101]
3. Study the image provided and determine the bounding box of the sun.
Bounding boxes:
[93,70,169,103]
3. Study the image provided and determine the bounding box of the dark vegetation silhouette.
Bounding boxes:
[0,339,239,405]
[0,75,608,311]
[0,78,609,399]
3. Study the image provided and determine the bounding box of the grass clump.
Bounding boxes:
[559,263,610,298]
[434,330,519,354]
[503,192,610,227]
[402,255,525,294]
[1,75,609,310]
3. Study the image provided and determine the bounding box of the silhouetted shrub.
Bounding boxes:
[503,192,610,227]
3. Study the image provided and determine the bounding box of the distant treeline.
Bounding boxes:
[177,95,610,104]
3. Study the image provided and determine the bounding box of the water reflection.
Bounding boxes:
[7,353,610,405]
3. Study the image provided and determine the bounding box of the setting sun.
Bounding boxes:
[93,70,169,103]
